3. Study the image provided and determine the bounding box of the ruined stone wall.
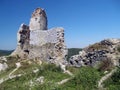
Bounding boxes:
[28,27,67,64]
[12,25,67,64]
[30,27,63,46]
[29,8,47,31]
[11,7,68,65]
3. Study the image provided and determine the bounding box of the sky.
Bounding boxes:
[0,0,120,50]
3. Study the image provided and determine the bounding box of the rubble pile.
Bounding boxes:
[69,39,120,67]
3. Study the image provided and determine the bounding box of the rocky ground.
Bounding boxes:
[69,39,120,68]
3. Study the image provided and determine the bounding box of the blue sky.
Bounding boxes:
[0,0,120,50]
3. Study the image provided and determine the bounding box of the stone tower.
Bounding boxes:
[29,8,47,31]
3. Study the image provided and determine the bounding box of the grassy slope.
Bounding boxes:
[0,57,70,90]
[0,56,104,90]
[0,47,120,90]
[103,67,120,90]
[0,57,119,90]
[56,66,102,90]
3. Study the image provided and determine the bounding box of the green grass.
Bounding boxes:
[0,69,13,79]
[0,56,105,90]
[0,55,118,90]
[0,56,19,79]
[0,62,70,90]
[104,67,120,90]
[56,66,102,90]
[6,56,19,70]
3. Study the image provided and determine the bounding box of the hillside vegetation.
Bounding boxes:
[0,56,103,90]
[1,55,119,90]
[104,67,120,90]
[0,56,70,90]
[0,44,120,90]
[67,48,82,60]
[0,50,13,56]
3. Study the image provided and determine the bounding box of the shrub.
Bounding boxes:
[117,46,120,52]
[98,58,113,71]
[6,56,18,70]
[87,43,108,52]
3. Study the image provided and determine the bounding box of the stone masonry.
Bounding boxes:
[12,8,67,65]
[69,39,120,67]
[29,8,47,30]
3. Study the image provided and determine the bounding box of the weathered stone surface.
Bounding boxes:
[69,39,120,67]
[18,24,30,49]
[0,56,8,72]
[11,7,67,65]
[30,28,62,46]
[29,8,47,31]
[35,76,44,84]
[0,56,7,62]
[0,63,8,72]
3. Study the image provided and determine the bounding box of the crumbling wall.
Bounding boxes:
[11,7,68,64]
[29,27,67,64]
[11,24,30,57]
[29,8,47,31]
[69,39,120,67]
[18,24,30,50]
[12,26,67,63]
[30,27,63,46]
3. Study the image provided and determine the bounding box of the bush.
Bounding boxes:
[6,56,19,70]
[117,46,120,52]
[98,58,113,71]
[89,43,107,50]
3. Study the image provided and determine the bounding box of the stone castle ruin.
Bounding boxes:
[12,8,67,64]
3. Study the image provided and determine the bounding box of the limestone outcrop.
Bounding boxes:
[12,8,67,65]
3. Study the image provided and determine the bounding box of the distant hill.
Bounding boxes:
[0,48,82,58]
[0,50,13,56]
[67,48,82,60]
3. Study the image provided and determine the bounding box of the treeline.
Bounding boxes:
[0,48,82,59]
[0,50,13,56]
[67,48,82,60]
